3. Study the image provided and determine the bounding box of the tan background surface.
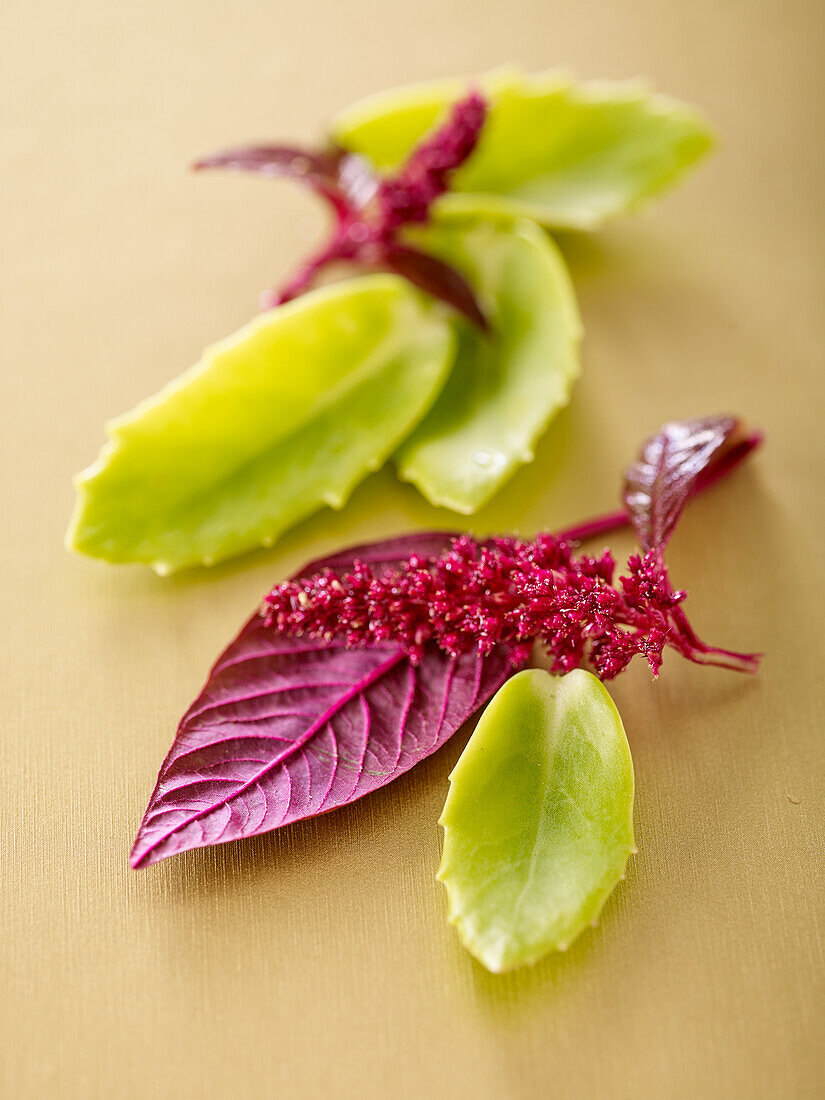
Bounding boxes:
[2,1,824,1097]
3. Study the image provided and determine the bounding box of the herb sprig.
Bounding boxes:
[195,91,490,327]
[131,414,762,971]
[132,415,762,870]
[69,70,715,569]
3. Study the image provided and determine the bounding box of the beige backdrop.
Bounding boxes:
[2,1,823,1097]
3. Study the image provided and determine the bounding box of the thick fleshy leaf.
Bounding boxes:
[624,415,762,552]
[66,275,455,573]
[395,218,581,513]
[131,533,514,868]
[333,69,713,230]
[438,668,635,972]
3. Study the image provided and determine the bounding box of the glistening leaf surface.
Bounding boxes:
[66,276,455,573]
[333,69,713,230]
[623,415,762,552]
[438,669,635,972]
[130,534,514,868]
[192,144,349,197]
[395,218,581,513]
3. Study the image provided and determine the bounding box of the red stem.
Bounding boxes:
[557,509,630,543]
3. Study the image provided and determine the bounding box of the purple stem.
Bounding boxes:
[263,230,356,309]
[557,509,630,544]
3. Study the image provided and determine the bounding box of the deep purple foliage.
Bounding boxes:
[194,91,489,327]
[130,534,514,868]
[624,415,763,553]
[557,416,763,545]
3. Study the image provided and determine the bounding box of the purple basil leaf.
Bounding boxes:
[623,416,761,553]
[382,243,489,331]
[192,143,341,181]
[192,143,351,212]
[130,533,512,869]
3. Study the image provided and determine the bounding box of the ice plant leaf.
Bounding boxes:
[333,69,713,230]
[66,275,455,573]
[130,534,515,868]
[438,668,635,972]
[624,415,763,553]
[395,218,581,513]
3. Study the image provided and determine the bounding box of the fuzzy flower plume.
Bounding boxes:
[374,91,487,230]
[262,534,759,681]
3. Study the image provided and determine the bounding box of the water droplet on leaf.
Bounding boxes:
[471,448,505,472]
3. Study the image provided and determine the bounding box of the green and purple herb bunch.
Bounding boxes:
[67,70,714,573]
[131,417,762,971]
[195,89,491,326]
[61,68,753,970]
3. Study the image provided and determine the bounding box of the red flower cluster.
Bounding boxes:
[375,91,487,230]
[262,534,759,680]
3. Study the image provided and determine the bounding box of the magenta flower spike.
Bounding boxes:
[263,416,763,680]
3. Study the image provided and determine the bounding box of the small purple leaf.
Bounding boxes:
[192,143,353,215]
[131,534,513,869]
[382,243,489,330]
[192,143,342,182]
[623,416,761,553]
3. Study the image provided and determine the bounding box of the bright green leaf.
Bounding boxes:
[395,218,581,513]
[334,68,714,230]
[66,276,455,573]
[438,668,635,972]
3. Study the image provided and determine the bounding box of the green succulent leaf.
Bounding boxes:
[395,218,581,513]
[438,668,635,973]
[334,68,714,230]
[66,275,455,573]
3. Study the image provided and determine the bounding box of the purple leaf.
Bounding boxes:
[130,533,513,869]
[623,416,762,553]
[382,243,489,331]
[192,143,354,215]
[192,143,342,181]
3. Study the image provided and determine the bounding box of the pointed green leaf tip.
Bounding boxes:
[438,668,635,972]
[66,275,454,573]
[334,68,714,230]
